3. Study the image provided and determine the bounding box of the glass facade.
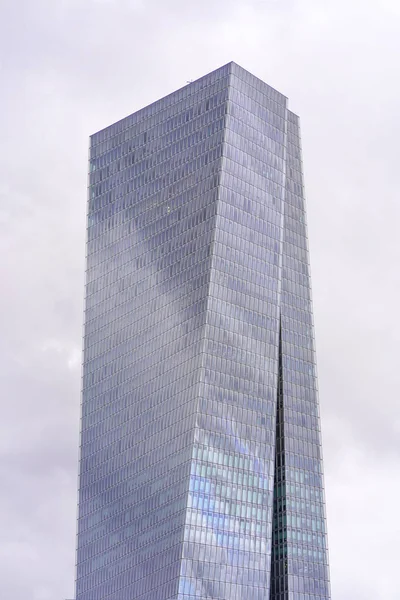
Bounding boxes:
[76,62,331,600]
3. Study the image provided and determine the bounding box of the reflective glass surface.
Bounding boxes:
[76,62,330,600]
[269,111,330,600]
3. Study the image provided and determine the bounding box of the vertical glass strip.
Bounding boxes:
[270,322,288,600]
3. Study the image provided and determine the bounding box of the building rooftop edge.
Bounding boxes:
[90,61,289,140]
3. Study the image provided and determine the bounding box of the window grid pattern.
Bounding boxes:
[275,111,331,600]
[76,65,230,600]
[177,64,287,600]
[75,62,331,600]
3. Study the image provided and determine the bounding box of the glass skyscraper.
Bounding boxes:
[76,62,331,600]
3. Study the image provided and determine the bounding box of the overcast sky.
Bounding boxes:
[1,0,399,598]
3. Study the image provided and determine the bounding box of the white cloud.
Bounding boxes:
[68,347,82,371]
[0,0,399,598]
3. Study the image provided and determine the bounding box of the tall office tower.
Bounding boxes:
[77,63,331,600]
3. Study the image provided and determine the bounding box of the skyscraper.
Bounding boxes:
[77,62,331,600]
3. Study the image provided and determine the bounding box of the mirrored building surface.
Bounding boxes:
[76,62,331,600]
